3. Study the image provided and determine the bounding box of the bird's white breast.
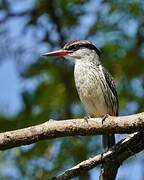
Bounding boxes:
[74,61,108,117]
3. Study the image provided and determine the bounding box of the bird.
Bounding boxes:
[42,40,119,149]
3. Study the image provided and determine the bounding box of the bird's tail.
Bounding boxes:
[102,134,115,150]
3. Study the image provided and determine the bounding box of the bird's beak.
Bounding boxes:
[42,49,72,57]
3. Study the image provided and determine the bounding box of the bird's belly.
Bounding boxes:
[75,75,108,117]
[80,83,108,117]
[74,62,111,117]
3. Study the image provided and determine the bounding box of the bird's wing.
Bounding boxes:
[102,66,119,115]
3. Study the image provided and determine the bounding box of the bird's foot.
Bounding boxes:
[84,115,91,123]
[102,114,109,124]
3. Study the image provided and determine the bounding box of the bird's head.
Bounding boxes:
[42,40,100,61]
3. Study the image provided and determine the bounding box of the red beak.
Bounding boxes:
[42,49,72,57]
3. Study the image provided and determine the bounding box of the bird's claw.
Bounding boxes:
[102,114,109,124]
[84,115,91,122]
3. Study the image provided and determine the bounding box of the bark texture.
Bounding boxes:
[54,132,144,180]
[0,112,144,150]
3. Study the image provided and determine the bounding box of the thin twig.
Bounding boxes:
[53,132,144,180]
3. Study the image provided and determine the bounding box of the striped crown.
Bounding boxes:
[63,40,100,57]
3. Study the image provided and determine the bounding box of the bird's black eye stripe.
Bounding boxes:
[83,44,101,57]
[64,43,100,57]
[67,44,79,51]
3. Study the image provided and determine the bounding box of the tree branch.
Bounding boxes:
[53,132,144,180]
[0,112,144,150]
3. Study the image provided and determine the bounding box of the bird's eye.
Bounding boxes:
[68,44,79,51]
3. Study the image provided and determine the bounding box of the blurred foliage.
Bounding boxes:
[0,0,144,179]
